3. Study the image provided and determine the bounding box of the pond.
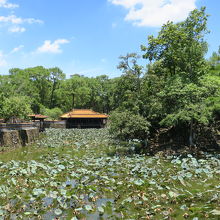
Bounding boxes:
[0,128,219,219]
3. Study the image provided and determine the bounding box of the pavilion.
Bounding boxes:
[28,114,48,131]
[60,109,108,128]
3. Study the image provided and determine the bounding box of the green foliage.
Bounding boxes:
[139,7,218,146]
[142,7,209,81]
[113,53,144,113]
[159,77,212,126]
[109,110,150,141]
[139,65,165,121]
[0,96,32,120]
[48,67,65,108]
[56,74,113,113]
[200,72,220,118]
[209,46,220,68]
[41,107,63,120]
[0,7,219,147]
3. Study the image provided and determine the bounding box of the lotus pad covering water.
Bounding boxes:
[0,129,219,219]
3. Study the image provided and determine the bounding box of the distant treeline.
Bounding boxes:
[0,7,219,147]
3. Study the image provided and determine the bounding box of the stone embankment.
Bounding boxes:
[0,123,39,148]
[43,120,66,129]
[0,120,66,148]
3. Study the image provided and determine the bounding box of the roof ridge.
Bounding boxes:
[60,109,108,119]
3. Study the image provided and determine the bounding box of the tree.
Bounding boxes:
[41,107,63,120]
[88,75,112,113]
[209,46,220,68]
[113,53,144,113]
[48,67,65,108]
[142,7,209,82]
[201,72,220,120]
[139,61,166,123]
[27,66,51,107]
[0,96,32,121]
[109,110,150,146]
[141,7,211,146]
[159,78,212,145]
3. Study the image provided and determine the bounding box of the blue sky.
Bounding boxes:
[0,0,219,78]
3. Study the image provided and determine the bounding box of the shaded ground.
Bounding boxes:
[147,123,220,156]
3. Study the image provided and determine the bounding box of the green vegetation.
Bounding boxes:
[0,6,219,220]
[109,110,150,144]
[0,7,219,147]
[0,129,219,219]
[0,96,32,121]
[41,107,63,120]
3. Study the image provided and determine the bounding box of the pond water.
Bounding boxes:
[0,128,219,219]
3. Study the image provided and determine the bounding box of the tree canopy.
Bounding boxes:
[0,7,219,148]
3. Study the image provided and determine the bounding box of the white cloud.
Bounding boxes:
[0,15,43,33]
[36,39,70,54]
[8,26,26,33]
[0,15,43,25]
[109,0,197,27]
[10,45,24,53]
[0,0,18,9]
[0,1,43,34]
[0,51,7,67]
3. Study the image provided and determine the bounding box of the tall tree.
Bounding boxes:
[141,7,211,145]
[48,67,65,108]
[113,53,144,113]
[142,7,209,82]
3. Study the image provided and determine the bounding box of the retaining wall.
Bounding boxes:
[0,123,39,148]
[43,120,66,129]
[0,123,35,130]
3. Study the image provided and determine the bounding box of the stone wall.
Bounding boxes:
[0,123,35,130]
[43,120,66,129]
[0,126,39,148]
[0,129,22,148]
[19,128,39,146]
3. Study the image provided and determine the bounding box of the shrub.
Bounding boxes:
[109,110,150,143]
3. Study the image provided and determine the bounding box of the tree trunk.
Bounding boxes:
[50,79,56,108]
[189,119,194,146]
[72,93,75,109]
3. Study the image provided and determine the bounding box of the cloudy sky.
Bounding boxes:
[0,0,219,77]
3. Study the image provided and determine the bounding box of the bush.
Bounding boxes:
[109,110,150,143]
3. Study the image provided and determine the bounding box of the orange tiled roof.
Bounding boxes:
[60,109,108,119]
